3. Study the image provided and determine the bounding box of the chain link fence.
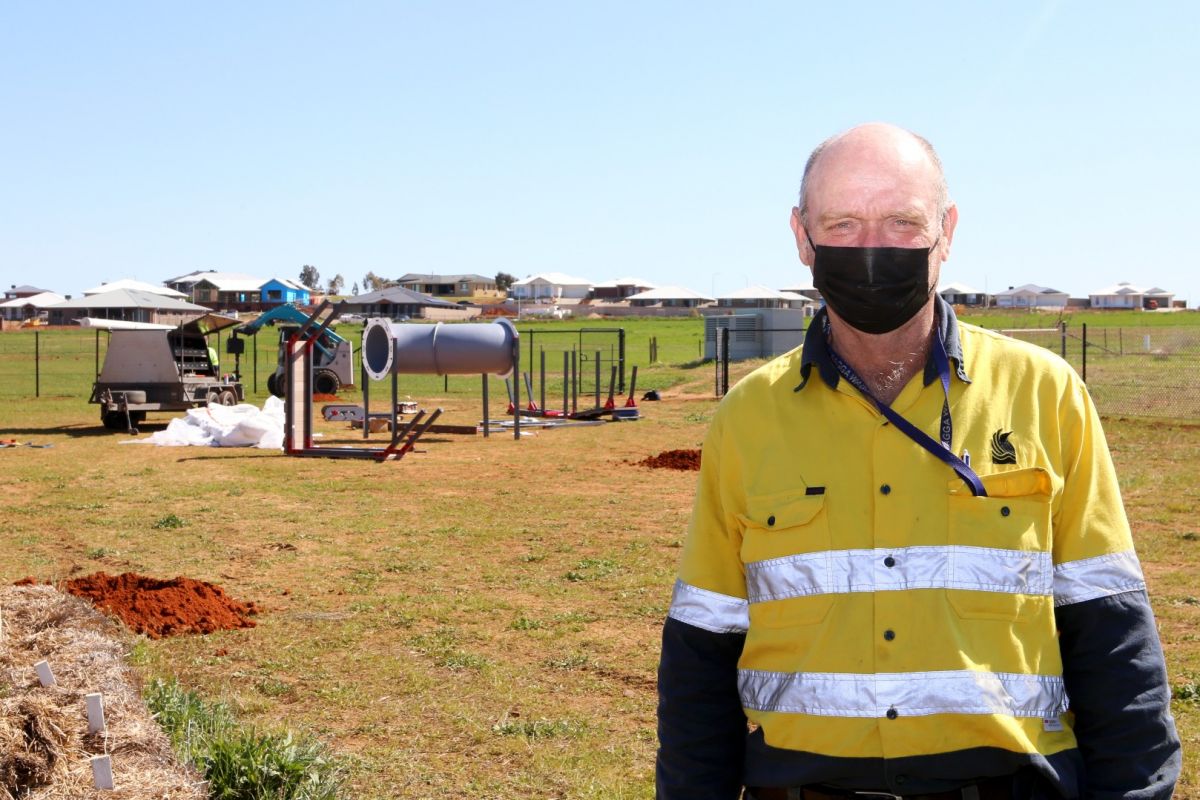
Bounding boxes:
[711,322,1200,422]
[1003,324,1200,420]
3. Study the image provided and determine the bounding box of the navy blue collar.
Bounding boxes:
[795,295,970,392]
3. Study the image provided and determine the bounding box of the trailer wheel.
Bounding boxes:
[314,370,341,396]
[206,390,220,405]
[266,372,286,398]
[217,389,238,406]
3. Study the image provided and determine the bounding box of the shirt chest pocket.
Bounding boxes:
[738,491,834,627]
[946,467,1054,621]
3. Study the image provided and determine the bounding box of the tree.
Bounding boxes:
[362,272,396,292]
[351,282,360,297]
[299,265,320,290]
[327,274,344,296]
[495,272,517,292]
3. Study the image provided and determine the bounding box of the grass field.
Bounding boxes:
[1,317,1198,798]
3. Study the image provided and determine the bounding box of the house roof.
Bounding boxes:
[82,278,188,298]
[937,281,984,295]
[625,285,714,301]
[169,270,265,291]
[717,284,812,302]
[993,284,1067,296]
[347,286,461,308]
[48,288,211,311]
[0,291,66,309]
[1090,281,1173,297]
[262,277,313,292]
[397,273,495,283]
[592,277,657,289]
[512,272,593,287]
[7,284,52,296]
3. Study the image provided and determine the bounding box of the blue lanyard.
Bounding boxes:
[822,316,987,497]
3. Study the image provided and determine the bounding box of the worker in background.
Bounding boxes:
[656,123,1180,799]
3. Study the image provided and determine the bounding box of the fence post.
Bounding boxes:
[1081,323,1087,383]
[618,328,626,394]
[722,326,730,396]
[35,330,40,398]
[1060,322,1067,361]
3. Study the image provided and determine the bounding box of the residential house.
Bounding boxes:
[938,281,989,307]
[509,272,593,300]
[46,289,211,327]
[625,286,714,308]
[779,281,822,304]
[714,285,814,311]
[260,278,313,308]
[340,286,476,321]
[4,284,53,301]
[591,277,656,300]
[397,273,497,297]
[992,284,1069,309]
[0,291,66,322]
[1088,282,1174,310]
[165,270,265,311]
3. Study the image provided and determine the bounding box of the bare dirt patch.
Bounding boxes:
[60,572,259,639]
[631,449,701,471]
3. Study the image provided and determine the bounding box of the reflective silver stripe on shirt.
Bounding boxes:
[745,546,1053,603]
[738,668,1067,718]
[1053,550,1145,607]
[667,579,749,634]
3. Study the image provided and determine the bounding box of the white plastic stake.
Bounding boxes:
[34,659,55,687]
[86,693,106,733]
[91,755,115,790]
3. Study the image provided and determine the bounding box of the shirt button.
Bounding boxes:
[767,515,776,527]
[886,707,898,720]
[883,556,896,568]
[1000,506,1011,517]
[880,484,891,495]
[883,629,895,641]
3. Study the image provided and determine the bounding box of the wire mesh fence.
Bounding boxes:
[1003,324,1200,420]
[712,322,1200,421]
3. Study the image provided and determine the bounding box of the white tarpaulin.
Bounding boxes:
[120,397,286,449]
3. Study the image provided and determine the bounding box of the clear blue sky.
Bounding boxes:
[3,2,1197,304]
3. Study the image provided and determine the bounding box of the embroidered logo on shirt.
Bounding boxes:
[991,430,1017,465]
[1042,715,1064,733]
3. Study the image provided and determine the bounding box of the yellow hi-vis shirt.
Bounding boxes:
[668,313,1144,763]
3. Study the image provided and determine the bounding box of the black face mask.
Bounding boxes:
[808,233,937,334]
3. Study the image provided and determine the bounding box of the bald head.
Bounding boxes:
[798,123,949,229]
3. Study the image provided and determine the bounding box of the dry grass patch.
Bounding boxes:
[0,584,205,799]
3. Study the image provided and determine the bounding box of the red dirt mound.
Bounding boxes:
[60,572,259,639]
[634,449,701,471]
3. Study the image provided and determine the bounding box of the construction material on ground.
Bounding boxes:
[121,397,285,448]
[88,313,245,433]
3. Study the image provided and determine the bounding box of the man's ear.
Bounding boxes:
[939,203,959,260]
[790,208,814,267]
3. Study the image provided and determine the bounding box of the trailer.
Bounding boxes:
[88,314,245,433]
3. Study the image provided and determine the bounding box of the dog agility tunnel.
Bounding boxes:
[361,318,519,380]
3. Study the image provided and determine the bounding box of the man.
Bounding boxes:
[656,123,1180,800]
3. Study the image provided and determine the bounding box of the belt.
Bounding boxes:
[747,775,1014,800]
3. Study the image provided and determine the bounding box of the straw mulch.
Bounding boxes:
[0,584,205,799]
